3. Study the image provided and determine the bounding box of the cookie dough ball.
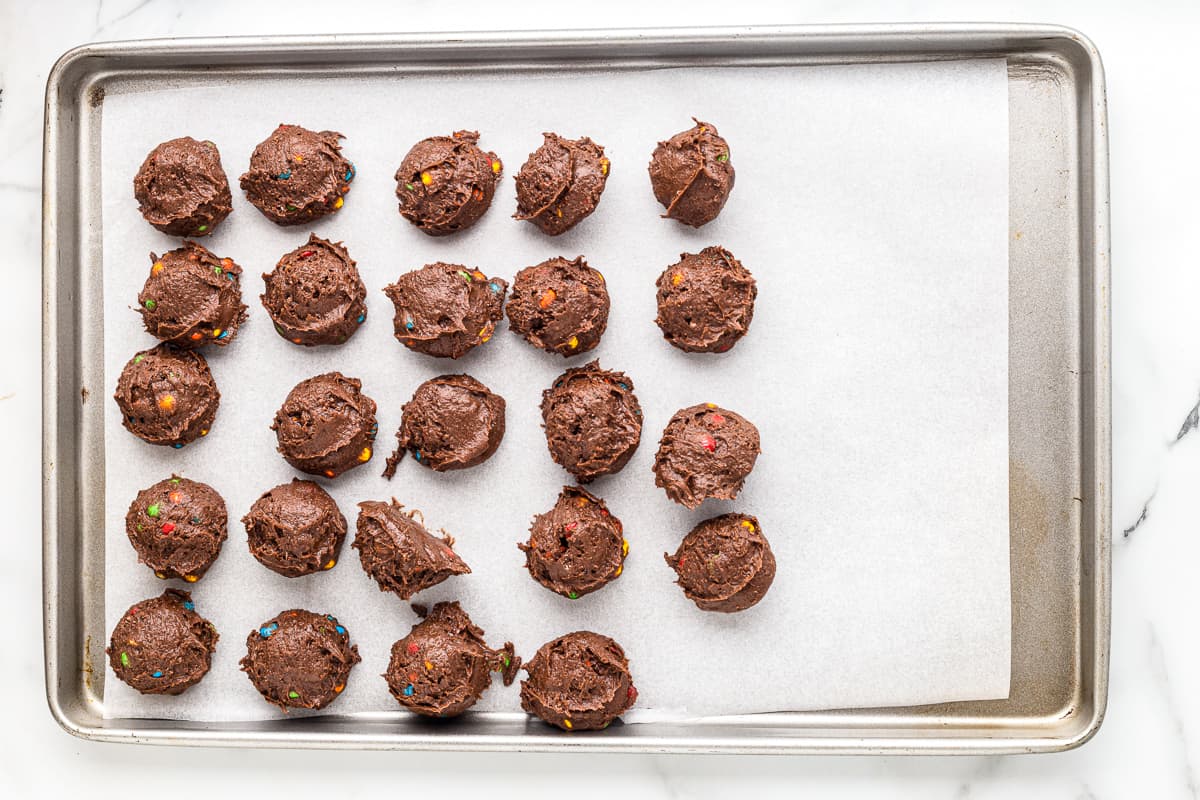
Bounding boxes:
[520,631,637,731]
[655,246,756,353]
[114,344,220,448]
[384,601,520,718]
[125,476,228,581]
[652,404,760,508]
[261,235,367,347]
[133,137,232,237]
[243,479,347,577]
[513,133,610,235]
[383,374,505,477]
[519,486,627,600]
[648,119,734,227]
[540,361,642,483]
[665,513,775,612]
[240,124,354,225]
[271,372,378,479]
[240,609,360,711]
[353,500,471,599]
[137,241,247,349]
[383,263,507,359]
[506,256,609,357]
[107,589,218,695]
[395,130,501,236]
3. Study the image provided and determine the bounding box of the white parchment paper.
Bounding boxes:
[100,58,1010,721]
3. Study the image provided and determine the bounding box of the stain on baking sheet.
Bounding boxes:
[89,84,105,109]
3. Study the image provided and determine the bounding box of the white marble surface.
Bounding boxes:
[1,0,1195,796]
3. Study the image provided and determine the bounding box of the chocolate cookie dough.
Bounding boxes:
[240,609,360,711]
[513,133,610,235]
[655,246,756,353]
[114,344,220,448]
[107,589,218,695]
[383,263,507,359]
[519,486,627,600]
[133,136,233,236]
[652,404,761,508]
[261,235,367,347]
[384,601,520,718]
[648,119,735,227]
[137,240,247,349]
[540,361,642,483]
[354,500,471,599]
[271,372,378,479]
[243,479,347,577]
[665,513,775,612]
[520,631,637,731]
[395,130,501,236]
[240,124,354,225]
[383,374,505,477]
[125,475,228,581]
[506,256,609,357]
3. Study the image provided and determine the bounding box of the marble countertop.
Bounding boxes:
[2,0,1194,796]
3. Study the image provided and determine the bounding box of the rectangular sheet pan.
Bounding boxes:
[42,24,1110,754]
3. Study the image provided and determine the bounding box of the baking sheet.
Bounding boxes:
[100,58,1011,722]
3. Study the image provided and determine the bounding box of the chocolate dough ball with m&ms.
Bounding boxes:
[243,479,347,577]
[240,124,355,225]
[271,372,378,479]
[107,589,218,695]
[506,256,610,357]
[133,136,232,236]
[519,486,627,600]
[354,500,471,600]
[125,475,228,582]
[383,374,505,477]
[114,344,220,448]
[648,119,735,227]
[383,263,507,359]
[241,609,360,711]
[654,246,756,353]
[665,513,775,612]
[137,240,247,349]
[652,403,761,508]
[395,130,501,236]
[513,133,610,235]
[520,631,637,731]
[384,601,520,718]
[540,361,642,483]
[261,235,367,347]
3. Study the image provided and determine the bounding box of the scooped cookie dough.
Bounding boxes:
[243,479,347,577]
[654,246,756,353]
[513,133,610,235]
[383,263,507,358]
[506,256,609,357]
[395,130,501,236]
[271,372,378,479]
[383,374,505,477]
[520,631,637,731]
[107,589,218,695]
[240,609,360,711]
[540,361,642,483]
[648,119,735,227]
[384,601,520,718]
[519,486,627,600]
[125,475,228,582]
[240,124,355,225]
[353,499,471,599]
[137,241,247,349]
[261,235,367,347]
[114,344,220,448]
[652,403,761,508]
[665,513,775,612]
[133,136,232,236]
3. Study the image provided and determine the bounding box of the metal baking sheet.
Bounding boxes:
[42,24,1110,754]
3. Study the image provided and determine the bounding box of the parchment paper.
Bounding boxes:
[100,58,1011,721]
